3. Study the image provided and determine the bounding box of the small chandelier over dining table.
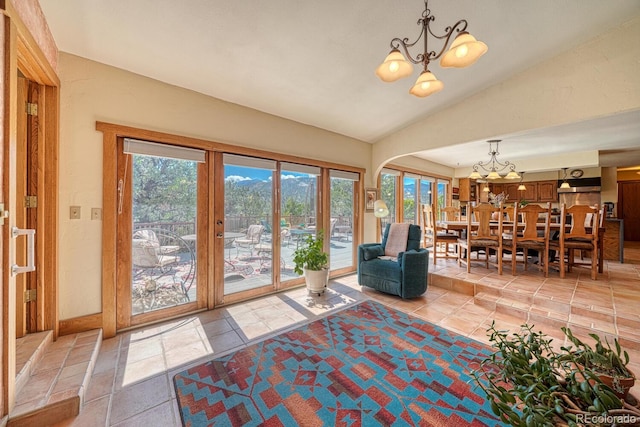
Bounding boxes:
[469,140,520,180]
[375,0,488,97]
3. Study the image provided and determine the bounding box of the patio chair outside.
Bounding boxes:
[235,224,265,257]
[131,229,195,313]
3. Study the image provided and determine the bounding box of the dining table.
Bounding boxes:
[436,220,605,273]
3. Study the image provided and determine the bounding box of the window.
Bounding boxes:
[329,170,358,271]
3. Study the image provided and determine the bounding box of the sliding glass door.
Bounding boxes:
[403,174,419,224]
[329,170,358,272]
[280,163,320,283]
[122,138,205,324]
[222,154,275,295]
[106,125,363,331]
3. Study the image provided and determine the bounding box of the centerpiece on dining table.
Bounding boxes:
[488,191,508,219]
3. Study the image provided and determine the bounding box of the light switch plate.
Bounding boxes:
[91,208,102,220]
[70,206,81,219]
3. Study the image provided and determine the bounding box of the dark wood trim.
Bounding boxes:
[1,12,13,418]
[100,131,117,338]
[58,313,103,336]
[42,84,58,334]
[95,121,365,176]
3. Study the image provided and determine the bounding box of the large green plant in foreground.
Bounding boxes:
[471,322,639,427]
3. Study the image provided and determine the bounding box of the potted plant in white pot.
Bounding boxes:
[293,232,329,295]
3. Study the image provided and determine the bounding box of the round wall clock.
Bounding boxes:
[570,169,584,178]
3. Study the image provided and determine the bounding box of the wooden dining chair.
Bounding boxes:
[550,204,600,280]
[422,204,458,264]
[440,205,462,237]
[458,202,504,274]
[511,202,552,276]
[441,206,460,222]
[503,205,516,222]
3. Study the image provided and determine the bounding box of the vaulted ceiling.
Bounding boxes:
[39,0,640,169]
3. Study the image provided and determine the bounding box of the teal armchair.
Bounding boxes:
[357,224,429,299]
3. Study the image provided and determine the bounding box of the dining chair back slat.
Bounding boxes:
[458,202,504,274]
[441,206,460,221]
[422,204,458,264]
[512,202,552,276]
[554,204,600,280]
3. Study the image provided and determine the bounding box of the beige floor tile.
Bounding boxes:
[123,338,164,364]
[85,369,116,402]
[112,401,178,427]
[53,395,110,427]
[109,375,171,425]
[38,253,640,425]
[116,354,167,390]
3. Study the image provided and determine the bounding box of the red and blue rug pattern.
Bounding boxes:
[173,300,506,426]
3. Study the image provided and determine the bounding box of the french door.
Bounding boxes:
[221,154,276,298]
[115,138,207,328]
[104,126,362,331]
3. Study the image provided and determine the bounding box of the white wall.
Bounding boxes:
[373,15,640,175]
[57,53,373,320]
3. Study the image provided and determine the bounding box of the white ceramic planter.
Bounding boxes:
[303,268,329,295]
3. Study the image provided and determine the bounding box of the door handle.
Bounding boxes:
[12,227,35,276]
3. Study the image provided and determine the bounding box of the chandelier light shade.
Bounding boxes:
[375,49,414,82]
[409,71,444,97]
[517,172,526,191]
[469,140,520,180]
[440,32,488,68]
[376,0,487,98]
[374,200,390,218]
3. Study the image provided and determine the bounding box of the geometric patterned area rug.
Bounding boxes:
[173,300,506,426]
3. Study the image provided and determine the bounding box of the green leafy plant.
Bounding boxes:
[561,327,635,396]
[292,232,328,275]
[471,322,639,427]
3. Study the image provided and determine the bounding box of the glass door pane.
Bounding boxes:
[380,172,397,231]
[131,153,198,315]
[436,180,450,219]
[403,175,418,224]
[280,163,320,282]
[420,178,434,206]
[223,156,275,294]
[329,171,356,271]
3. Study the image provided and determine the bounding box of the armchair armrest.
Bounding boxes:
[399,249,429,299]
[357,243,384,276]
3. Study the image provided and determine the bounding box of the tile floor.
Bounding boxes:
[53,250,640,426]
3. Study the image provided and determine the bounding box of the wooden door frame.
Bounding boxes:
[1,2,59,417]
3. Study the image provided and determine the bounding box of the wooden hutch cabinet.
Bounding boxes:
[459,178,477,202]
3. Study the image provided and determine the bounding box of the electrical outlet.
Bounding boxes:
[70,206,81,219]
[91,208,102,220]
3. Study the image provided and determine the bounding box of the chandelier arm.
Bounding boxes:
[473,160,516,173]
[389,18,429,65]
[426,19,469,61]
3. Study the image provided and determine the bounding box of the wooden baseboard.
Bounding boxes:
[58,313,102,336]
